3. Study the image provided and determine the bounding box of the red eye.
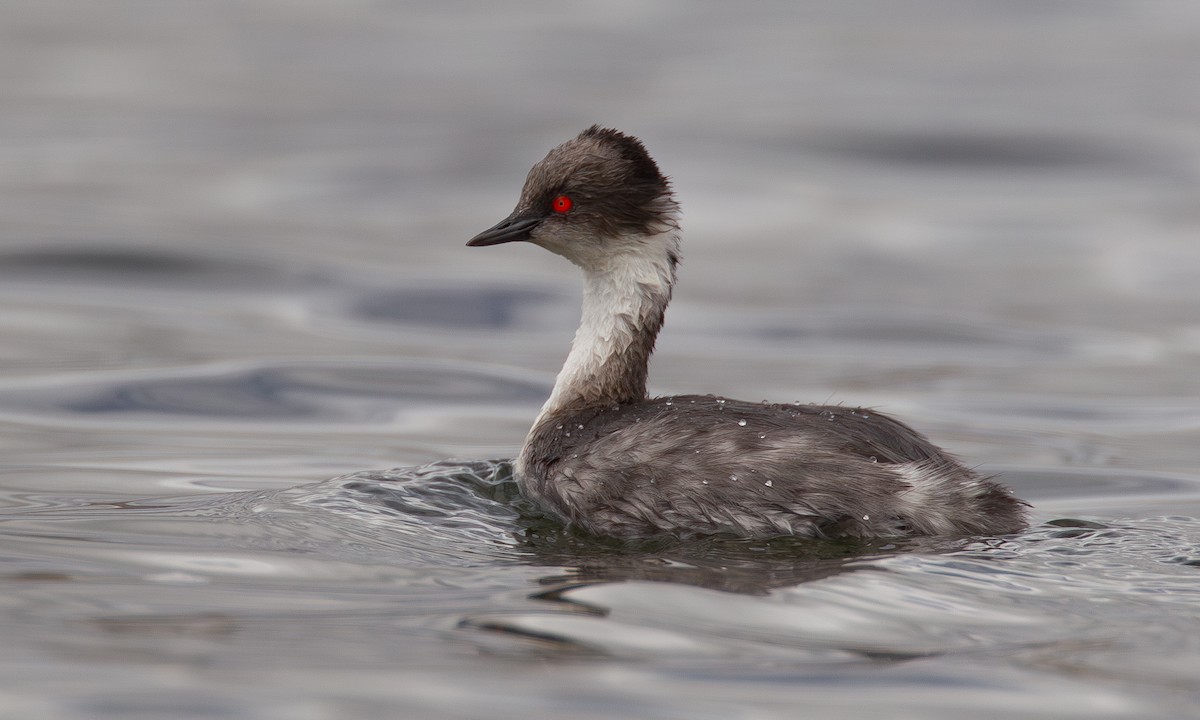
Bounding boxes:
[551,195,573,214]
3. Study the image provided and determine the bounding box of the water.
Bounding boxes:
[2,1,1200,718]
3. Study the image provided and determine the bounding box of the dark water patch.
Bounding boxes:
[1043,517,1111,538]
[354,287,559,329]
[0,361,546,422]
[514,530,918,595]
[1045,518,1109,529]
[760,316,1054,349]
[744,311,1138,365]
[810,131,1123,171]
[0,246,306,291]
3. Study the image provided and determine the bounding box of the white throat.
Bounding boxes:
[534,228,679,425]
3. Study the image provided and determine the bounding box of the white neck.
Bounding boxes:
[534,229,679,425]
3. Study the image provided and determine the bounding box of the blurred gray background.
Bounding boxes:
[3,0,1198,475]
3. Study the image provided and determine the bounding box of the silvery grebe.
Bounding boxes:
[467,126,1027,539]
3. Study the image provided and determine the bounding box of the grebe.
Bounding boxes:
[467,126,1028,539]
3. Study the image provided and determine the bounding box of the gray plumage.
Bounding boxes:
[468,126,1028,540]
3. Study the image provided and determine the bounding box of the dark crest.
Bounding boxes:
[578,125,669,192]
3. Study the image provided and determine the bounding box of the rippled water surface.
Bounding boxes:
[3,2,1200,718]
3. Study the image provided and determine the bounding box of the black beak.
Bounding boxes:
[466,213,541,247]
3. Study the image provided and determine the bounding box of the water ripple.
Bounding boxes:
[0,361,545,423]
